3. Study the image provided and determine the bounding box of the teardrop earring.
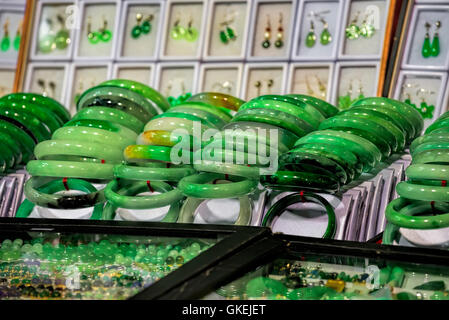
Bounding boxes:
[220,12,237,44]
[315,75,327,98]
[142,14,153,35]
[87,16,100,44]
[359,11,376,38]
[305,20,316,48]
[422,22,432,58]
[39,18,56,53]
[99,17,112,42]
[131,13,143,39]
[55,14,71,50]
[275,13,284,48]
[170,17,186,40]
[431,21,441,57]
[1,18,10,52]
[185,18,199,42]
[48,81,56,98]
[319,17,332,45]
[345,11,360,40]
[13,19,22,51]
[262,15,271,49]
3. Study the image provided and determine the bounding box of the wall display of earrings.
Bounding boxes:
[155,63,199,105]
[198,63,243,97]
[112,63,155,87]
[287,63,334,101]
[24,62,69,103]
[242,63,288,100]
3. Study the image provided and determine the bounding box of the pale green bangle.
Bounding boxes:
[114,164,196,182]
[52,126,135,150]
[198,146,272,166]
[397,181,449,201]
[193,162,261,180]
[124,145,194,164]
[406,164,449,181]
[178,173,258,199]
[143,117,211,136]
[34,140,124,163]
[166,106,227,129]
[27,160,115,179]
[286,94,339,118]
[171,101,233,123]
[105,179,184,209]
[412,142,449,157]
[64,119,138,141]
[178,196,252,225]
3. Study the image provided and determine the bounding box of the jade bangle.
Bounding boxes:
[165,106,227,129]
[170,101,233,123]
[34,140,125,163]
[412,149,449,165]
[0,143,15,169]
[137,130,201,149]
[178,195,252,225]
[262,192,337,239]
[105,179,184,209]
[72,106,144,133]
[187,92,245,111]
[151,112,216,128]
[178,173,258,199]
[0,130,23,164]
[24,176,106,209]
[0,100,62,134]
[412,142,449,157]
[143,116,212,136]
[220,128,287,154]
[406,164,449,181]
[1,93,71,123]
[114,164,196,181]
[193,162,261,180]
[124,145,194,164]
[397,181,449,201]
[240,99,317,130]
[64,118,138,141]
[426,118,449,134]
[100,79,170,112]
[231,108,305,138]
[261,170,339,193]
[286,94,339,118]
[201,137,277,161]
[0,107,50,142]
[16,178,103,219]
[386,197,449,229]
[410,132,449,154]
[27,160,115,179]
[52,126,136,150]
[0,118,35,158]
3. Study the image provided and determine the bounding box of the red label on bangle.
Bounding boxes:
[146,181,154,193]
[62,177,69,191]
[101,159,105,164]
[442,180,447,187]
[300,191,305,202]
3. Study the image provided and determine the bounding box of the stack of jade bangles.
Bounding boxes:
[0,93,69,174]
[384,110,449,244]
[259,97,423,237]
[18,79,168,219]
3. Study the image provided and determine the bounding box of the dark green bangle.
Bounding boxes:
[0,106,51,142]
[187,92,245,112]
[260,171,340,193]
[0,117,36,159]
[426,118,449,134]
[0,142,15,169]
[262,192,337,239]
[0,131,22,167]
[286,94,339,118]
[410,132,449,154]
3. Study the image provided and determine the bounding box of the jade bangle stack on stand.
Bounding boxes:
[384,110,449,245]
[17,79,168,220]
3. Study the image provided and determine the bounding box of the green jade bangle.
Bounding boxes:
[0,131,22,166]
[231,108,306,138]
[202,136,278,159]
[261,170,340,193]
[170,101,233,123]
[137,130,201,149]
[412,142,449,158]
[0,106,51,142]
[193,162,261,180]
[143,117,212,136]
[52,126,136,150]
[24,177,106,209]
[187,92,245,112]
[239,99,317,131]
[396,180,449,202]
[386,197,449,229]
[178,195,252,225]
[100,79,170,112]
[16,178,103,219]
[410,132,449,154]
[105,179,184,210]
[178,173,258,199]
[406,164,449,181]
[286,94,339,118]
[1,93,71,123]
[0,143,15,169]
[0,118,35,159]
[114,163,196,182]
[426,118,449,134]
[27,160,115,180]
[262,192,337,239]
[165,106,227,129]
[412,149,449,165]
[64,119,138,141]
[350,97,423,137]
[71,106,144,134]
[151,112,217,129]
[34,140,125,164]
[124,145,194,164]
[220,129,288,154]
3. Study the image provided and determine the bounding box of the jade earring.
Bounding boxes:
[48,81,56,98]
[39,18,57,53]
[37,79,47,96]
[417,89,435,119]
[185,18,198,42]
[87,17,100,44]
[345,11,360,40]
[404,92,416,109]
[255,81,262,96]
[305,20,316,48]
[422,22,432,58]
[131,13,143,39]
[359,11,375,38]
[266,79,274,94]
[356,82,365,100]
[319,18,331,45]
[305,76,315,96]
[1,18,10,52]
[170,18,186,40]
[14,19,22,51]
[431,21,441,57]
[262,15,271,48]
[55,14,70,50]
[275,13,284,48]
[219,15,237,44]
[99,17,112,42]
[142,14,153,35]
[315,75,327,98]
[339,81,353,110]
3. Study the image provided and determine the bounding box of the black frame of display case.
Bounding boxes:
[149,233,449,300]
[0,218,270,300]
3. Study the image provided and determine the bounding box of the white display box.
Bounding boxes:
[154,62,200,98]
[198,63,243,98]
[112,62,155,87]
[241,62,288,101]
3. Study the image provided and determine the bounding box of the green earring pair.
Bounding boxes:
[345,11,376,40]
[131,13,153,39]
[306,18,332,48]
[38,15,71,53]
[219,15,237,44]
[422,21,441,58]
[87,16,112,44]
[1,19,21,52]
[170,17,198,42]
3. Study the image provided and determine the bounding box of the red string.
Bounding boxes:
[62,177,69,191]
[442,180,447,187]
[299,191,305,202]
[101,159,105,164]
[146,181,154,193]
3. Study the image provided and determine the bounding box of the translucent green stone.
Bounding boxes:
[320,28,332,45]
[39,35,56,53]
[185,27,198,42]
[360,23,375,38]
[345,24,360,40]
[142,21,152,34]
[431,34,440,57]
[422,36,431,58]
[131,25,141,39]
[1,36,10,52]
[227,27,236,40]
[55,29,70,49]
[262,40,270,48]
[275,39,284,48]
[305,31,316,48]
[100,30,112,42]
[171,26,186,40]
[87,32,100,45]
[220,30,229,44]
[13,35,20,51]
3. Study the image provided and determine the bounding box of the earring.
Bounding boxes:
[262,15,271,48]
[356,81,365,101]
[315,75,327,98]
[422,22,431,58]
[219,14,237,44]
[87,16,100,44]
[431,21,441,57]
[170,17,186,40]
[48,81,56,98]
[55,15,70,50]
[275,13,284,48]
[359,11,375,38]
[99,17,112,42]
[266,79,274,94]
[305,20,316,48]
[131,13,143,39]
[1,18,10,52]
[319,17,331,45]
[142,14,153,35]
[402,83,416,108]
[305,77,315,96]
[39,18,57,53]
[37,79,47,96]
[14,19,22,51]
[338,81,353,110]
[255,81,262,96]
[417,89,435,119]
[345,11,360,40]
[185,18,198,42]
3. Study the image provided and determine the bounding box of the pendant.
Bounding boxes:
[320,28,332,45]
[431,34,440,57]
[142,20,152,34]
[422,35,431,58]
[305,31,316,48]
[1,35,10,52]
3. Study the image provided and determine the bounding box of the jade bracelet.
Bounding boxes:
[71,106,145,134]
[124,145,194,164]
[396,180,449,202]
[64,118,138,141]
[0,107,50,142]
[151,111,217,129]
[0,117,35,158]
[114,163,196,182]
[24,176,106,209]
[261,170,340,193]
[286,94,339,118]
[165,106,227,129]
[0,142,16,169]
[410,132,449,154]
[201,137,277,161]
[16,178,103,219]
[143,116,212,136]
[412,149,449,165]
[170,101,233,123]
[425,117,449,134]
[411,142,449,158]
[187,92,245,112]
[137,130,201,149]
[262,192,337,239]
[406,164,449,181]
[100,79,170,112]
[27,160,115,180]
[220,128,287,155]
[337,127,391,161]
[0,130,23,166]
[178,173,258,199]
[105,179,184,209]
[193,162,262,180]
